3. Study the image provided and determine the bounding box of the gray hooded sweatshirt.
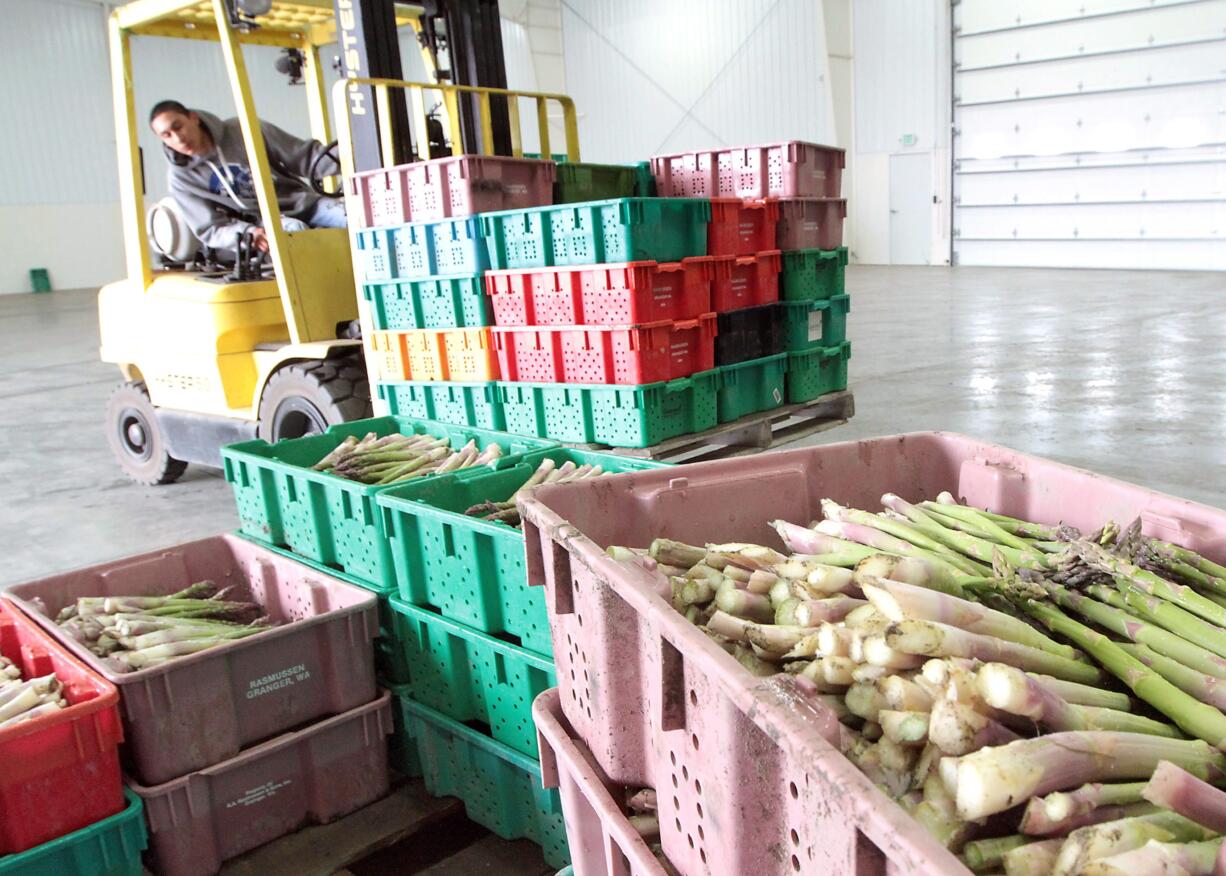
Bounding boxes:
[164,110,339,251]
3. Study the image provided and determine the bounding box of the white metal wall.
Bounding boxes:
[952,0,1226,270]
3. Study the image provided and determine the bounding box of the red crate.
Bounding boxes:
[492,315,717,385]
[651,141,845,199]
[707,198,779,257]
[346,155,555,229]
[776,197,847,250]
[0,599,124,854]
[485,258,717,327]
[709,250,781,312]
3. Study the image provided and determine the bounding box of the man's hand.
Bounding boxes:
[249,227,270,253]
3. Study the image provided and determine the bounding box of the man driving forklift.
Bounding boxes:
[149,100,346,255]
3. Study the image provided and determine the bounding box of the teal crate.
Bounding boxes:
[498,370,719,447]
[221,416,555,587]
[480,198,710,269]
[786,341,851,404]
[779,293,850,351]
[552,162,638,204]
[523,152,570,163]
[377,448,669,655]
[0,789,146,876]
[362,274,491,330]
[715,353,788,423]
[633,161,656,197]
[780,247,847,301]
[395,693,570,870]
[378,381,506,431]
[387,597,555,757]
[353,216,488,282]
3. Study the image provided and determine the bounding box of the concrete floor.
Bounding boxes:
[2,264,1224,588]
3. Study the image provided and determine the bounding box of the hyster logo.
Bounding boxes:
[336,0,366,116]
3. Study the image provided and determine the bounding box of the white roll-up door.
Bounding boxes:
[952,0,1226,270]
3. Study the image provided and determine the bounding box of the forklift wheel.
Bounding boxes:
[106,382,188,485]
[257,357,371,443]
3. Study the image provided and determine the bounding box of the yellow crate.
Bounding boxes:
[370,331,411,380]
[404,331,449,381]
[441,328,500,381]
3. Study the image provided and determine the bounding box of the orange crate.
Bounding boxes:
[370,332,411,381]
[404,328,500,382]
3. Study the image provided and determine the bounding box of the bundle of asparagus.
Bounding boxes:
[464,458,609,528]
[55,581,273,673]
[311,432,504,485]
[0,655,67,729]
[605,492,1226,875]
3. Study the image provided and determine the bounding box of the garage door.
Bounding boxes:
[952,0,1226,270]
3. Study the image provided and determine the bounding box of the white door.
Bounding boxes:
[890,152,932,264]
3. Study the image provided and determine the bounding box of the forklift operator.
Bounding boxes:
[149,99,346,255]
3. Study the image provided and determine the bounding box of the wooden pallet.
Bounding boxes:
[571,389,855,463]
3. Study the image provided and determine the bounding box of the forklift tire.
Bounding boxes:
[257,356,371,443]
[106,381,188,486]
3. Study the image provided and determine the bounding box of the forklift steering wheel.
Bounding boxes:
[309,141,343,197]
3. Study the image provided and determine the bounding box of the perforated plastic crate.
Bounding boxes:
[346,155,555,228]
[778,293,850,351]
[709,251,781,311]
[714,303,784,366]
[786,341,850,403]
[553,162,638,204]
[221,416,555,586]
[402,327,500,382]
[377,380,506,431]
[480,198,710,269]
[0,789,146,876]
[651,141,845,198]
[493,315,716,385]
[633,162,656,197]
[498,371,719,447]
[707,198,779,257]
[776,197,847,251]
[353,216,487,282]
[714,352,788,422]
[780,247,847,301]
[485,258,717,327]
[362,274,491,331]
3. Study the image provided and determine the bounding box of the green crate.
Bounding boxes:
[480,198,710,269]
[522,152,569,163]
[780,247,847,301]
[633,161,656,197]
[552,162,639,204]
[221,417,556,587]
[377,381,505,431]
[0,789,146,876]
[377,448,669,655]
[786,341,851,404]
[779,293,850,351]
[715,353,788,423]
[361,274,491,330]
[498,370,719,447]
[394,691,570,870]
[386,597,555,757]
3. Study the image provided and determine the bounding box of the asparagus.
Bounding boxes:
[1142,759,1226,833]
[817,508,984,577]
[1081,837,1223,876]
[1026,674,1132,712]
[1116,585,1226,659]
[879,709,930,745]
[851,553,966,597]
[1002,838,1062,876]
[1119,642,1226,711]
[1073,540,1226,628]
[929,694,1020,756]
[962,835,1029,872]
[1050,810,1213,876]
[1020,800,1159,838]
[882,493,1049,570]
[1019,782,1149,835]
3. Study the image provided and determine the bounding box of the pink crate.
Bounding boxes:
[520,432,1226,875]
[132,692,392,876]
[707,198,779,257]
[485,259,717,327]
[534,689,668,876]
[708,251,781,312]
[776,197,847,251]
[346,155,555,228]
[5,534,379,786]
[492,315,717,385]
[650,142,844,199]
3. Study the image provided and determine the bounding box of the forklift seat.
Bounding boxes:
[147,196,201,265]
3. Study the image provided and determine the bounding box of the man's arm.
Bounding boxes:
[260,121,338,179]
[168,175,254,252]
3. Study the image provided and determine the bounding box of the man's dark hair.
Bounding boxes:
[149,100,190,124]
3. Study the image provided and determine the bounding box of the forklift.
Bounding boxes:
[101,0,568,484]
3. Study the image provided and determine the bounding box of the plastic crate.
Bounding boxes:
[386,597,555,757]
[221,416,555,586]
[377,380,506,431]
[362,274,491,331]
[492,316,716,385]
[707,198,779,257]
[632,162,656,197]
[377,448,668,656]
[395,327,499,382]
[650,141,845,198]
[714,303,784,367]
[553,162,638,204]
[780,247,847,302]
[6,534,379,786]
[485,258,717,327]
[498,371,719,447]
[534,690,668,876]
[714,352,788,422]
[132,692,392,876]
[0,789,146,876]
[396,694,570,870]
[480,198,710,270]
[709,251,781,312]
[778,293,850,351]
[346,155,555,228]
[0,601,123,855]
[786,341,851,403]
[776,197,847,251]
[353,216,487,282]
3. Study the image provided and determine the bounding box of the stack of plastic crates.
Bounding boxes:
[650,140,852,406]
